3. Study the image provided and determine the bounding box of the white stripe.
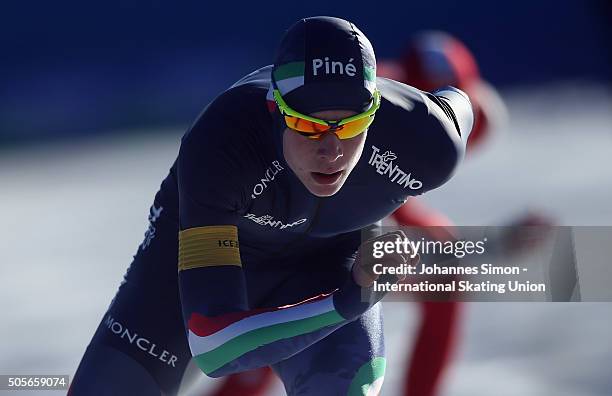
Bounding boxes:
[365,80,376,93]
[276,76,304,95]
[366,377,385,396]
[230,65,273,89]
[188,295,336,356]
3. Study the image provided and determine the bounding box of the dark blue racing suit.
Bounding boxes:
[70,66,473,396]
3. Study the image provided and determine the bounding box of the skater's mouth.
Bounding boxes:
[311,170,344,185]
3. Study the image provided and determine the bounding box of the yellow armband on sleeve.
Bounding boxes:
[178,225,241,271]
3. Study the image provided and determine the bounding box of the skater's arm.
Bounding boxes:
[176,100,393,377]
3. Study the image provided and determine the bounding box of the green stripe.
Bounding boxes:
[194,310,344,374]
[364,66,376,82]
[347,357,386,396]
[273,61,305,81]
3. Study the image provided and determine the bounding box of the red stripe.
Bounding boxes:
[189,306,273,336]
[188,291,335,337]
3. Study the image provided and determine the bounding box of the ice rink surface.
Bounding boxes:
[1,86,611,395]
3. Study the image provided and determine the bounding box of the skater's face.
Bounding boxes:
[283,109,367,197]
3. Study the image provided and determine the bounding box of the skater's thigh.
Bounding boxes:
[272,304,386,396]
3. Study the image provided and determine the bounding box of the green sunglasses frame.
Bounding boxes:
[272,89,381,133]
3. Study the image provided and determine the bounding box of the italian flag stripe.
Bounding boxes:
[273,61,305,81]
[193,309,345,375]
[364,66,376,82]
[347,357,386,396]
[188,293,336,354]
[275,76,304,95]
[189,306,276,337]
[266,87,276,112]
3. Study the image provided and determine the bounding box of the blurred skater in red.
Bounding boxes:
[379,31,505,396]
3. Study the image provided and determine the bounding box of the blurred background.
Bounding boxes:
[0,0,611,395]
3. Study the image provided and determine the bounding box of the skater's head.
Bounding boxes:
[271,16,379,197]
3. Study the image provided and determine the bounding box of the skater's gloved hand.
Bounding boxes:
[353,230,419,287]
[334,231,419,321]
